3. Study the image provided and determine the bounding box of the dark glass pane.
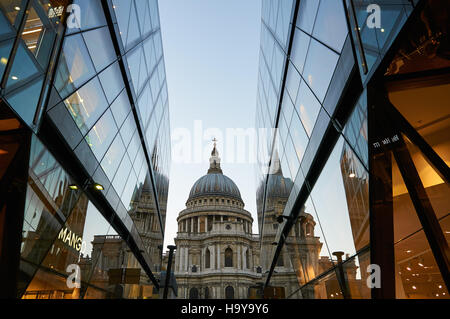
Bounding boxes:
[5,75,43,125]
[6,42,40,88]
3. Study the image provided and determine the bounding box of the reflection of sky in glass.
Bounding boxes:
[81,201,117,257]
[309,137,357,258]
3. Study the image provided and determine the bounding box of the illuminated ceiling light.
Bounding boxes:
[406,250,412,253]
[0,57,7,65]
[349,173,356,178]
[14,6,20,11]
[406,265,412,271]
[0,149,8,155]
[69,184,79,190]
[436,294,439,297]
[418,257,424,267]
[381,28,385,32]
[28,45,37,49]
[412,285,417,290]
[439,285,442,289]
[11,76,18,80]
[22,28,42,35]
[93,183,104,191]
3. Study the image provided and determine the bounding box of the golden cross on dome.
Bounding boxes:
[212,138,218,146]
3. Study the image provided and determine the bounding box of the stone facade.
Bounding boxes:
[174,144,307,299]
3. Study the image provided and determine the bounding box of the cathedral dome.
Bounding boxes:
[187,141,242,202]
[189,173,242,201]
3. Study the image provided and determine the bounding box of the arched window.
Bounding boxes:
[225,248,233,267]
[189,288,199,299]
[225,286,234,299]
[204,287,209,299]
[205,248,210,269]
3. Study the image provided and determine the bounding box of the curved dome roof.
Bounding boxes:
[187,143,242,202]
[189,173,242,201]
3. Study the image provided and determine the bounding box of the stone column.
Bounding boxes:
[205,217,208,232]
[217,244,221,269]
[175,246,180,272]
[200,247,206,271]
[237,245,241,269]
[185,247,189,272]
[242,247,246,270]
[210,245,215,269]
[198,217,200,233]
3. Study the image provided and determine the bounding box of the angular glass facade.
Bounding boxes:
[0,0,170,299]
[256,0,449,299]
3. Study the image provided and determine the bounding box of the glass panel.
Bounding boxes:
[112,0,131,48]
[100,133,125,182]
[296,0,319,35]
[120,112,137,146]
[0,39,14,79]
[340,142,370,251]
[112,154,132,197]
[295,81,321,137]
[403,135,449,221]
[290,29,310,75]
[54,34,96,99]
[312,0,348,53]
[299,270,343,299]
[110,89,131,129]
[20,4,57,70]
[126,0,141,49]
[82,26,116,73]
[126,44,145,95]
[0,0,26,28]
[285,63,301,103]
[69,0,107,32]
[289,112,309,164]
[98,62,124,104]
[63,77,109,136]
[388,82,450,166]
[6,41,40,88]
[5,75,44,125]
[302,39,339,102]
[310,137,367,258]
[85,110,118,162]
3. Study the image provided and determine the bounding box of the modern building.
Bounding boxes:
[173,143,301,299]
[0,0,171,299]
[255,0,449,299]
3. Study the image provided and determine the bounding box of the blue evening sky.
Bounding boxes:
[159,0,262,247]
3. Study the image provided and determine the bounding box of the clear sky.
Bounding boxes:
[158,0,262,248]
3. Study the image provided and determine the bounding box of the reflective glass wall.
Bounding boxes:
[0,0,170,299]
[255,0,353,295]
[256,0,449,299]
